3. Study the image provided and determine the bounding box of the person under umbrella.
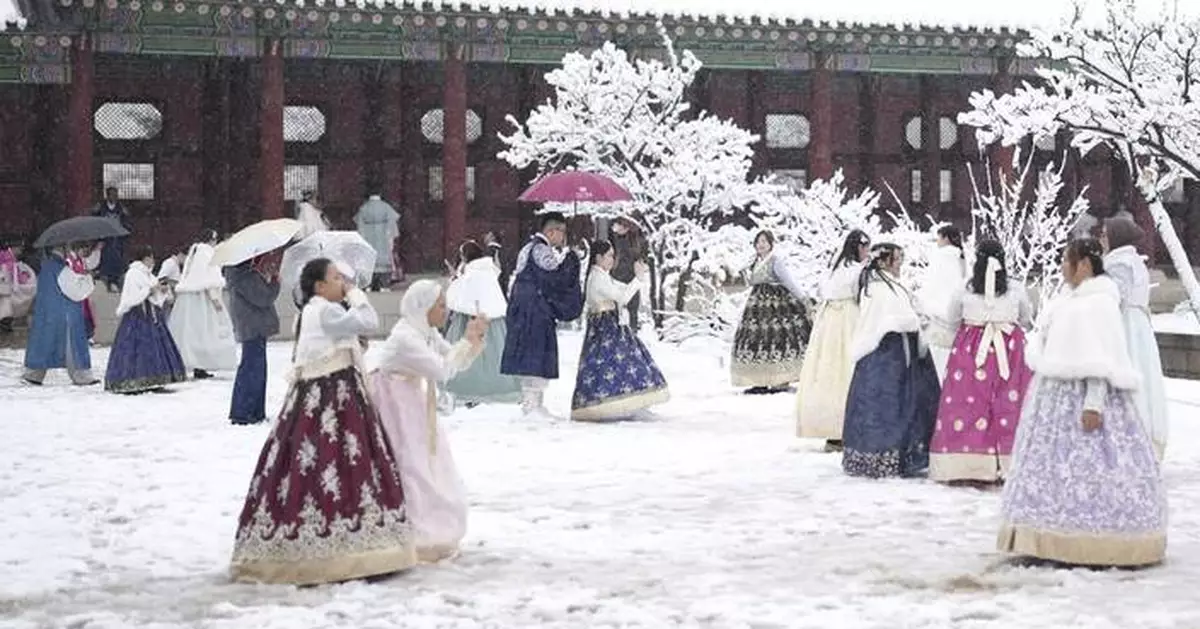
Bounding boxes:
[23,241,100,386]
[92,186,132,292]
[225,252,281,425]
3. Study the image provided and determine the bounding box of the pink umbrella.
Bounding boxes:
[518,171,633,204]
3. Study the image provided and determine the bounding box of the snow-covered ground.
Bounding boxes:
[3,333,1200,629]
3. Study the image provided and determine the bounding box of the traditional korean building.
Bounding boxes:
[0,0,1193,269]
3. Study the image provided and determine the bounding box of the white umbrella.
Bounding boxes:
[280,230,377,290]
[210,218,303,267]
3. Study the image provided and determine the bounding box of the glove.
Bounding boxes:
[345,286,369,308]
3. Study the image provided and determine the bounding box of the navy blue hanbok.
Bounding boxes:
[500,235,583,380]
[104,261,187,394]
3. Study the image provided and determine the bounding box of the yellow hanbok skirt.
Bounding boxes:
[794,298,858,439]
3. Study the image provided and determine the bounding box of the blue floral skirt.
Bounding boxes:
[570,310,669,421]
[842,332,940,478]
[104,303,187,394]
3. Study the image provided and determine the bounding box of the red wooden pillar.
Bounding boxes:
[990,58,1015,182]
[919,75,941,217]
[809,54,834,182]
[259,39,285,219]
[66,35,94,215]
[442,45,468,260]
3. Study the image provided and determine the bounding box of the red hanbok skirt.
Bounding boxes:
[230,352,416,584]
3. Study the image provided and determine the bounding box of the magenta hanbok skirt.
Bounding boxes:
[929,323,1033,483]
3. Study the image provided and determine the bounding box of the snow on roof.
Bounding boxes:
[0,0,23,31]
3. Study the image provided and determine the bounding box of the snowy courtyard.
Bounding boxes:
[1,332,1199,628]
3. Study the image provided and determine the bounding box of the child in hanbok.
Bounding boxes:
[368,280,485,562]
[231,258,416,584]
[570,241,669,421]
[23,244,99,386]
[444,240,520,405]
[0,240,37,335]
[795,230,870,451]
[1102,217,1168,461]
[842,243,941,478]
[730,230,813,393]
[929,239,1033,483]
[168,230,238,380]
[999,238,1166,567]
[918,225,966,381]
[104,246,187,394]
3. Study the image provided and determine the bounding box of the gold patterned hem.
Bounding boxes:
[571,387,670,422]
[731,360,803,388]
[997,524,1165,567]
[231,544,417,586]
[929,453,1010,483]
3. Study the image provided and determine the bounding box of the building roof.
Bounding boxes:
[1,0,1079,32]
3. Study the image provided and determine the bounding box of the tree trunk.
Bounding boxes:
[674,251,699,313]
[649,246,665,328]
[1139,176,1200,323]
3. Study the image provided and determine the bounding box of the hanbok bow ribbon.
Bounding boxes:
[973,256,1012,380]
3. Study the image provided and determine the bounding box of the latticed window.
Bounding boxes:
[420,109,484,145]
[910,169,922,204]
[765,114,810,149]
[428,166,477,201]
[284,106,326,143]
[103,163,155,200]
[904,116,958,150]
[94,102,163,140]
[1034,133,1056,152]
[284,165,319,201]
[771,169,807,193]
[939,169,953,203]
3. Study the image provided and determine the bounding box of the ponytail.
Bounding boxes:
[857,242,903,304]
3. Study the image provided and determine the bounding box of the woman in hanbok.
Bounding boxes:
[168,230,239,380]
[444,240,520,405]
[929,239,1034,483]
[999,238,1166,567]
[1102,217,1168,461]
[23,243,98,386]
[795,230,870,451]
[231,258,416,584]
[730,230,813,394]
[842,243,941,478]
[368,280,486,562]
[104,246,187,394]
[0,240,37,335]
[918,225,967,381]
[571,241,669,421]
[296,191,330,239]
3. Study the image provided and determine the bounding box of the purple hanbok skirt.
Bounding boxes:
[104,303,187,394]
[998,376,1166,567]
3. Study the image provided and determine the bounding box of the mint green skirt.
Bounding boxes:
[444,312,522,403]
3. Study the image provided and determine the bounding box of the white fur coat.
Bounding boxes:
[1029,275,1139,390]
[445,257,508,319]
[116,261,166,317]
[850,274,922,362]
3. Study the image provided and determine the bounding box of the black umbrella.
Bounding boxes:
[33,216,130,248]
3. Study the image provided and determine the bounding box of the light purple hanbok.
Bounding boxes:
[998,275,1166,567]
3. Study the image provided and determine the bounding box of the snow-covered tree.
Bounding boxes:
[958,0,1200,319]
[968,157,1091,310]
[498,26,784,328]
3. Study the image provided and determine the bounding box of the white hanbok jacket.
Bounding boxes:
[586,267,642,325]
[917,245,966,347]
[851,273,924,364]
[296,201,330,239]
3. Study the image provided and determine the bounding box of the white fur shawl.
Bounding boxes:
[851,275,922,362]
[445,257,507,319]
[116,261,165,317]
[1029,275,1139,390]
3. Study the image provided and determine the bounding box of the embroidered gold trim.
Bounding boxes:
[571,387,670,422]
[929,452,1011,483]
[997,524,1166,567]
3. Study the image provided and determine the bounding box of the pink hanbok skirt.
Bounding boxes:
[369,370,468,562]
[929,323,1033,483]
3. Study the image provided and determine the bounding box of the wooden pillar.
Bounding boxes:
[259,39,285,219]
[363,61,384,193]
[857,74,878,192]
[919,75,941,216]
[990,58,1015,182]
[66,35,94,215]
[202,58,232,234]
[748,70,767,175]
[442,45,468,260]
[809,54,834,182]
